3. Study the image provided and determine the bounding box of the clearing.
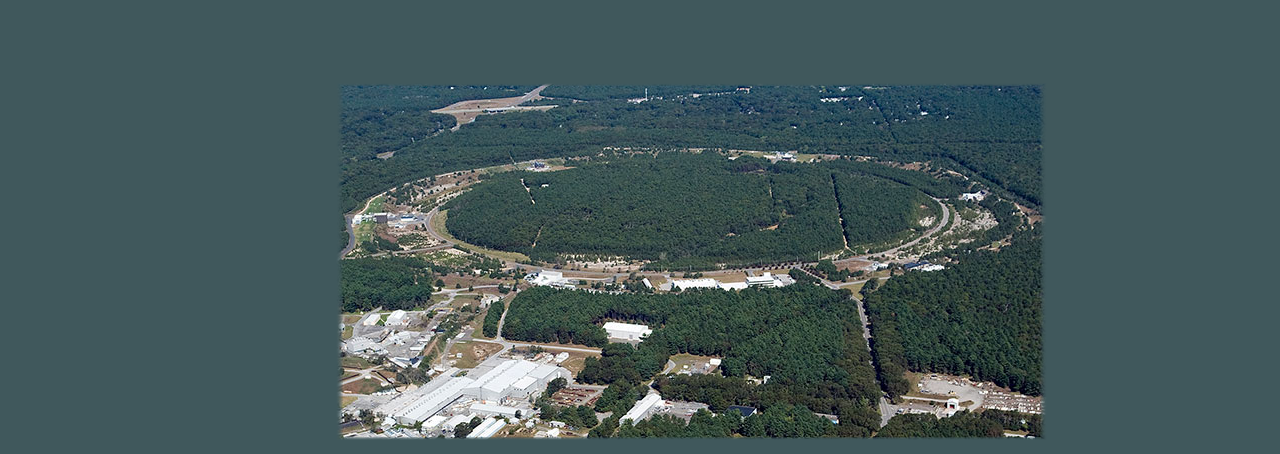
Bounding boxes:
[447,340,504,369]
[341,378,385,395]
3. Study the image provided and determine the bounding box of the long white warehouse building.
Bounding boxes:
[621,393,665,424]
[378,360,570,425]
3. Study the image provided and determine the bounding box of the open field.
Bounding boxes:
[431,210,531,262]
[554,350,598,376]
[341,356,375,370]
[447,340,504,369]
[340,395,358,409]
[341,325,354,340]
[668,353,720,374]
[341,378,384,395]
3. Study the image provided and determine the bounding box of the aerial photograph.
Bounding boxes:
[339,85,1042,438]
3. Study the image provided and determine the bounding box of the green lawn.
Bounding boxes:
[366,195,385,214]
[341,356,374,369]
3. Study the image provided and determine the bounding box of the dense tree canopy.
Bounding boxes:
[443,152,941,269]
[502,284,882,435]
[340,256,436,312]
[864,230,1043,396]
[340,85,1040,226]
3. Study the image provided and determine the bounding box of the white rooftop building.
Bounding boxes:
[361,312,381,326]
[959,191,987,202]
[389,376,476,425]
[468,417,506,438]
[621,393,665,424]
[670,278,719,291]
[421,414,449,430]
[746,272,780,288]
[718,281,749,291]
[603,322,653,341]
[385,310,407,326]
[470,403,522,419]
[525,270,573,288]
[463,359,570,401]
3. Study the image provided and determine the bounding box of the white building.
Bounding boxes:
[717,281,749,291]
[468,417,506,438]
[387,375,476,425]
[670,278,719,291]
[421,415,449,430]
[621,393,665,424]
[385,310,407,326]
[554,352,570,363]
[865,262,889,271]
[603,322,653,341]
[746,272,780,288]
[361,312,381,326]
[470,402,522,419]
[463,359,570,402]
[525,270,573,288]
[959,191,987,202]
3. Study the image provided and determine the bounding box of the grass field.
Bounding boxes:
[838,280,867,294]
[555,350,598,376]
[447,340,503,369]
[342,325,354,340]
[341,356,375,370]
[432,210,531,262]
[340,395,358,409]
[341,378,384,395]
[366,195,385,214]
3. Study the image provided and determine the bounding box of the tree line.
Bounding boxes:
[501,283,884,435]
[340,85,1041,246]
[863,230,1042,396]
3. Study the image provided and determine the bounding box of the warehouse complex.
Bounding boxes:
[377,359,571,426]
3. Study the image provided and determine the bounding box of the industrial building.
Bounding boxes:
[361,312,381,326]
[385,310,407,326]
[603,322,652,341]
[670,278,719,291]
[959,190,987,202]
[621,393,666,424]
[470,402,521,419]
[746,272,784,288]
[377,359,569,425]
[467,417,507,438]
[525,270,573,288]
[391,375,476,425]
[717,281,749,291]
[904,261,946,272]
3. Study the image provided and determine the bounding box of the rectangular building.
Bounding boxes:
[603,322,653,341]
[621,393,665,424]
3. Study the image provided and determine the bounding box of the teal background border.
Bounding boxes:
[9,0,1272,451]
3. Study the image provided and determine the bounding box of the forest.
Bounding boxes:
[441,152,938,269]
[863,230,1043,396]
[340,85,1040,230]
[339,256,436,313]
[611,405,842,438]
[501,284,883,435]
[875,409,1041,438]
